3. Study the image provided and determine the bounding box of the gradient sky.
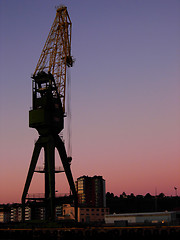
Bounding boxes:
[0,0,180,203]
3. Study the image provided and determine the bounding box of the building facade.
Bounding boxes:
[105,211,180,225]
[76,175,106,208]
[62,204,109,223]
[0,205,10,223]
[11,204,22,222]
[0,203,67,222]
[10,203,46,222]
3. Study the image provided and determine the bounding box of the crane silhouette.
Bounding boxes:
[22,6,77,221]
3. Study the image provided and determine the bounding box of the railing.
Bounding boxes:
[26,193,45,199]
[34,166,64,173]
[26,192,70,199]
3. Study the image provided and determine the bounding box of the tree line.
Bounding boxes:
[106,192,180,214]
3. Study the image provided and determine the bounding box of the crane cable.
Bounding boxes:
[66,67,72,158]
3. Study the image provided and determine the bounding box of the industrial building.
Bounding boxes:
[76,175,106,208]
[105,211,180,225]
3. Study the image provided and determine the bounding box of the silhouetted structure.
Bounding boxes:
[21,6,77,221]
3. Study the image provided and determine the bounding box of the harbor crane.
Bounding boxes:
[22,6,77,221]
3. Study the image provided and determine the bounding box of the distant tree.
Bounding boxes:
[121,192,127,198]
[158,193,165,198]
[106,192,114,198]
[106,192,110,198]
[128,193,135,199]
[136,195,144,200]
[145,193,153,199]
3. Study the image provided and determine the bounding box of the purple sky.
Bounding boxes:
[0,0,180,203]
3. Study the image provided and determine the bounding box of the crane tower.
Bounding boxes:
[22,6,77,221]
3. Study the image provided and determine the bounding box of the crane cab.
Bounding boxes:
[29,71,64,135]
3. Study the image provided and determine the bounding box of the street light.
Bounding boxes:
[174,187,178,196]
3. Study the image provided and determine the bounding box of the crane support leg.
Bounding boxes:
[21,138,43,222]
[44,136,55,220]
[55,135,78,221]
[22,134,77,222]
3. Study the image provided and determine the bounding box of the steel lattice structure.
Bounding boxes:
[34,6,73,112]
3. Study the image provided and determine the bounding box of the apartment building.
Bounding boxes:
[0,205,10,223]
[76,175,106,208]
[11,204,22,222]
